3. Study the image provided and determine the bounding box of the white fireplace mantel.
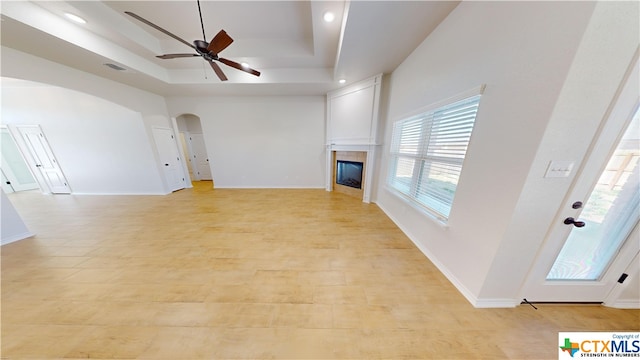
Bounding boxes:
[325,74,383,203]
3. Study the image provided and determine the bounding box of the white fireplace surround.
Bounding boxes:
[325,74,382,202]
[326,144,379,202]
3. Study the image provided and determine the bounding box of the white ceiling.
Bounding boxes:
[0,1,459,96]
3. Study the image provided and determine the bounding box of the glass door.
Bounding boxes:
[547,110,639,281]
[0,127,39,192]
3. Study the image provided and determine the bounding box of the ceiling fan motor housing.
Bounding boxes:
[194,40,217,60]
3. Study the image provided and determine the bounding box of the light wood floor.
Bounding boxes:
[2,182,638,359]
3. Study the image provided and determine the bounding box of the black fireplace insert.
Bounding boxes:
[336,160,363,189]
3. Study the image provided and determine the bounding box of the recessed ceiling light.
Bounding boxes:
[64,12,86,24]
[339,79,346,84]
[323,11,335,23]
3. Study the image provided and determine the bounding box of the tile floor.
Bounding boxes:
[2,182,638,359]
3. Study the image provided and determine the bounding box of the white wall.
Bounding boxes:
[167,96,326,188]
[2,80,166,195]
[327,75,382,146]
[1,189,33,245]
[375,1,600,304]
[176,114,203,133]
[2,50,325,192]
[1,47,170,118]
[1,47,174,194]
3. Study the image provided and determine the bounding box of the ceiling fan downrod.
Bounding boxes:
[197,0,207,42]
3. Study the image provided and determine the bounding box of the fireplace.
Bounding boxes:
[336,160,363,189]
[328,148,374,202]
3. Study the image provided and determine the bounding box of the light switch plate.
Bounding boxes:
[545,160,574,178]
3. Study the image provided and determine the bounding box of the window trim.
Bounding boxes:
[386,85,485,224]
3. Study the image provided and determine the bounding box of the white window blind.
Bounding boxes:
[388,94,481,221]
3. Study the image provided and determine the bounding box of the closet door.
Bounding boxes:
[16,125,70,194]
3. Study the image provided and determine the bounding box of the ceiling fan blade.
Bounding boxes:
[157,54,199,59]
[207,30,234,54]
[218,58,261,77]
[125,11,195,50]
[209,61,228,81]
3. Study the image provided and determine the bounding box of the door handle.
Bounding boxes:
[164,163,169,166]
[564,217,585,228]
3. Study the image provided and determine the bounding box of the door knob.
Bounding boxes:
[164,163,169,166]
[564,217,585,228]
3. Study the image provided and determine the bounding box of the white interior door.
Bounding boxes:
[521,60,639,303]
[190,134,212,181]
[1,127,39,192]
[179,132,195,180]
[152,127,185,192]
[15,125,70,194]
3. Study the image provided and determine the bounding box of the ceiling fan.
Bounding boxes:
[125,0,260,81]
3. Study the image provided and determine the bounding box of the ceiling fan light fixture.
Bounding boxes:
[64,12,86,24]
[323,11,335,23]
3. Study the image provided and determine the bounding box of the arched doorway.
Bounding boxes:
[175,114,213,185]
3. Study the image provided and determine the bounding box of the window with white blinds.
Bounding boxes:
[387,94,481,221]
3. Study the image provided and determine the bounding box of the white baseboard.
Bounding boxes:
[376,201,519,309]
[213,186,326,189]
[604,299,640,309]
[70,192,168,195]
[1,231,35,246]
[474,298,520,308]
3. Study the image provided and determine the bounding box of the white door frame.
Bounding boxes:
[604,247,640,308]
[189,133,212,181]
[179,131,197,181]
[170,117,193,187]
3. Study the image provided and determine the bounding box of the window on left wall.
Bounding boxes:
[387,92,482,222]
